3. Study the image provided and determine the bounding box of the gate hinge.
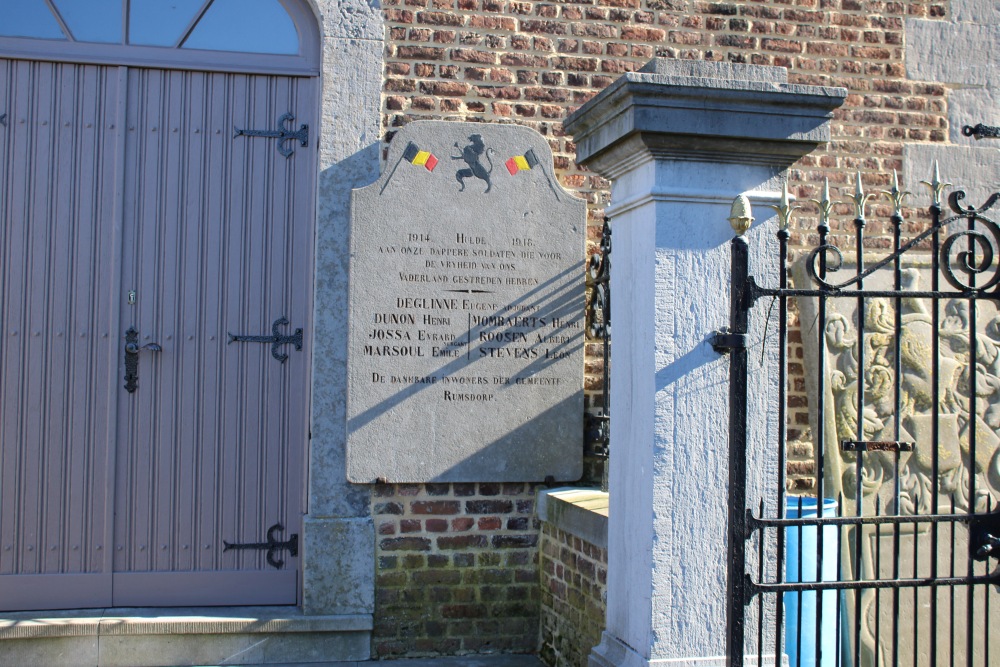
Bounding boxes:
[743,507,758,537]
[711,329,747,354]
[743,275,763,308]
[742,572,757,605]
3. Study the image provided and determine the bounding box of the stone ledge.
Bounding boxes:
[0,607,372,639]
[536,487,609,549]
[564,57,847,176]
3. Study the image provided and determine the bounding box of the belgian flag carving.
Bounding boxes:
[505,148,539,175]
[403,142,439,171]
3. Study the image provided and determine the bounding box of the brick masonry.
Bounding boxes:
[380,0,951,489]
[786,438,817,494]
[372,483,543,658]
[538,523,607,667]
[369,2,965,658]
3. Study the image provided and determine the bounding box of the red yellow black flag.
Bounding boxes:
[403,142,439,171]
[380,141,439,194]
[505,148,539,175]
[504,148,560,200]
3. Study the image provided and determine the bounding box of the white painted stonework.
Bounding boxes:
[565,60,845,667]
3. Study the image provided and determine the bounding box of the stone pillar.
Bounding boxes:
[304,0,384,630]
[564,60,845,667]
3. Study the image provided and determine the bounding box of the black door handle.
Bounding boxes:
[124,327,161,393]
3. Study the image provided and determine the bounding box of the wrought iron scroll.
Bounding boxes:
[797,169,1000,295]
[585,217,611,460]
[963,123,1000,140]
[971,511,1000,560]
[228,317,303,362]
[223,523,298,570]
[234,112,308,158]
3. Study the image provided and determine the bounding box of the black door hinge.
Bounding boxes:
[223,523,299,569]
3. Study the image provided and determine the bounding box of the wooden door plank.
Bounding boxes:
[112,570,296,607]
[0,573,112,612]
[0,59,119,598]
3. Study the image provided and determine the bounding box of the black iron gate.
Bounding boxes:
[722,170,1000,667]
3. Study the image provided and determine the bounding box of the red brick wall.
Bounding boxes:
[370,3,956,658]
[380,0,950,486]
[539,523,607,667]
[372,483,542,658]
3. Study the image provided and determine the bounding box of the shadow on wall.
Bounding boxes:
[311,142,383,518]
[343,122,588,485]
[347,264,584,431]
[345,260,587,483]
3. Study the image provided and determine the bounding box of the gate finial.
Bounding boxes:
[812,178,834,227]
[849,170,873,220]
[728,194,754,236]
[920,160,951,207]
[768,181,797,232]
[882,169,910,217]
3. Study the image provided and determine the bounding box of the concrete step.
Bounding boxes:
[266,659,544,667]
[0,607,371,667]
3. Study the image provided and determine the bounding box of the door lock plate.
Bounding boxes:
[124,327,161,393]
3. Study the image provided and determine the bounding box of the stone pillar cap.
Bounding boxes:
[564,58,848,175]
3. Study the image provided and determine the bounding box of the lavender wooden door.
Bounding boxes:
[0,60,314,609]
[111,68,312,607]
[0,59,121,611]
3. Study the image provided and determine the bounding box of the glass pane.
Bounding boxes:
[183,0,297,55]
[53,0,121,43]
[0,0,67,40]
[129,0,205,47]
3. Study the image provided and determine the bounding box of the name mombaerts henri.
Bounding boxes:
[346,121,586,483]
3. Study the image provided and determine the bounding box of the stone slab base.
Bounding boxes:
[589,633,785,667]
[328,657,545,667]
[0,606,371,667]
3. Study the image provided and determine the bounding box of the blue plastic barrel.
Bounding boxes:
[784,497,838,667]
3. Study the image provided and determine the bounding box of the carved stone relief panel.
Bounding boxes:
[795,253,999,667]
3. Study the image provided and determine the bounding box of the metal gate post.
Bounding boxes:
[716,201,753,667]
[727,236,750,667]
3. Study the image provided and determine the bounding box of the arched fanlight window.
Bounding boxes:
[0,0,316,73]
[1,0,299,54]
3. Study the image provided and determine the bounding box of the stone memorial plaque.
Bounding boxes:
[346,121,586,482]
